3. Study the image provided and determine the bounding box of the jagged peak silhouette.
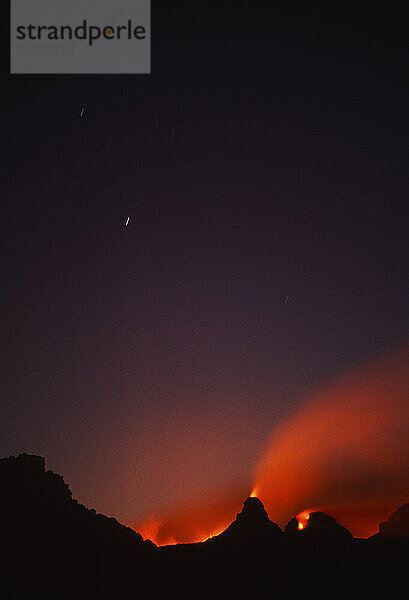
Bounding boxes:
[379,503,409,538]
[0,452,153,549]
[302,511,353,540]
[284,511,352,540]
[1,454,408,599]
[209,496,283,543]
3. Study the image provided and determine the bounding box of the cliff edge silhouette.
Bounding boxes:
[1,453,408,599]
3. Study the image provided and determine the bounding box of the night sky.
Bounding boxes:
[1,3,408,530]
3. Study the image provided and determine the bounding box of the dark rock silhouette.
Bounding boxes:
[300,511,353,541]
[284,515,299,536]
[284,512,353,541]
[1,452,152,549]
[1,453,155,599]
[210,496,282,544]
[378,503,409,538]
[1,453,408,599]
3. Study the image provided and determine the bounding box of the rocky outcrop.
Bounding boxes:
[379,503,409,538]
[210,496,282,544]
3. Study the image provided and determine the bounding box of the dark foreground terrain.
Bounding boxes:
[1,454,408,599]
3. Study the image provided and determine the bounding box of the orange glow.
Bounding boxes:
[297,510,311,530]
[134,487,247,545]
[134,517,177,546]
[135,512,232,546]
[252,346,409,538]
[134,346,408,543]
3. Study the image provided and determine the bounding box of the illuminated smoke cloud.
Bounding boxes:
[134,486,248,545]
[251,345,409,537]
[135,345,408,543]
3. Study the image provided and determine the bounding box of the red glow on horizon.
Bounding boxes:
[134,515,232,546]
[133,488,247,546]
[133,346,408,544]
[133,517,177,546]
[251,346,409,538]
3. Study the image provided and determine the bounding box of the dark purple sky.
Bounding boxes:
[0,3,407,524]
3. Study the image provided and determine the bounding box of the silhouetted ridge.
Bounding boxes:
[283,516,299,536]
[283,512,352,541]
[284,511,353,542]
[0,453,154,550]
[211,496,282,543]
[238,497,271,522]
[1,453,158,598]
[1,453,408,599]
[302,511,353,540]
[379,503,409,538]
